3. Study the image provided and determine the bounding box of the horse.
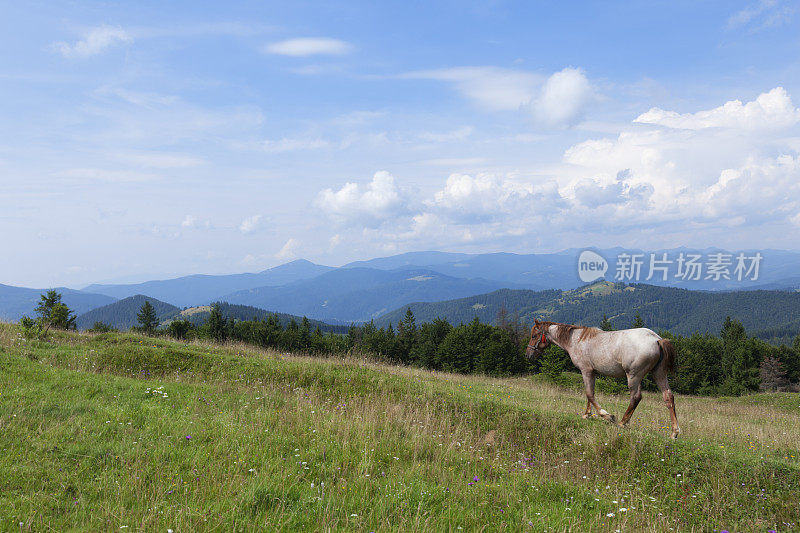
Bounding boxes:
[526,319,680,438]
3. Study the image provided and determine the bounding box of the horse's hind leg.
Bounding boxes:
[618,375,643,428]
[581,371,616,424]
[653,367,680,438]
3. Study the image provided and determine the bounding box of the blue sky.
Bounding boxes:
[2,0,800,287]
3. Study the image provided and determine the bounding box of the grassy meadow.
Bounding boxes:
[0,323,798,532]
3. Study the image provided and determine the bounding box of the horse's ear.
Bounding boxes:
[534,318,541,325]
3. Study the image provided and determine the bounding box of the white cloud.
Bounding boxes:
[263,37,353,57]
[403,66,541,112]
[418,126,474,142]
[727,0,793,30]
[635,87,800,130]
[58,168,159,183]
[403,66,594,127]
[116,151,204,168]
[315,171,406,226]
[310,87,800,252]
[54,25,133,58]
[239,215,262,234]
[261,137,331,153]
[699,155,800,222]
[276,238,300,259]
[530,68,593,128]
[181,215,197,228]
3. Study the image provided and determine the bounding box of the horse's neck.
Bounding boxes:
[546,324,574,353]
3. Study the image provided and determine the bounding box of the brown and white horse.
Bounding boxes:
[526,319,680,438]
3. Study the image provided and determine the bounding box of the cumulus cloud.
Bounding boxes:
[54,25,133,58]
[315,171,406,226]
[530,68,593,128]
[428,173,561,222]
[635,87,800,130]
[239,215,262,234]
[263,37,353,56]
[700,155,800,222]
[309,86,800,252]
[181,215,197,228]
[403,66,593,127]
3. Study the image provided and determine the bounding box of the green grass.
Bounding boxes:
[0,324,798,531]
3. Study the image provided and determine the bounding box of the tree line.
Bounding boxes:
[21,291,800,396]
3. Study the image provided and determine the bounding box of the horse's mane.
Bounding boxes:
[540,321,601,344]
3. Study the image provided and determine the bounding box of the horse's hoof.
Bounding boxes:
[617,421,628,428]
[581,414,591,420]
[607,414,617,424]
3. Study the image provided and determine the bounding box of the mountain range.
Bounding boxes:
[0,284,116,321]
[2,248,799,337]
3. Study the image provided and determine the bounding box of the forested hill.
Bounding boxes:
[174,302,348,334]
[76,297,348,334]
[375,281,800,345]
[76,295,180,330]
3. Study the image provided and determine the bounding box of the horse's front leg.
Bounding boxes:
[582,398,592,419]
[581,371,616,424]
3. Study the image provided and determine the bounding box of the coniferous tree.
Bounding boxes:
[600,314,614,331]
[719,316,760,394]
[136,301,159,334]
[631,313,645,329]
[206,303,228,343]
[32,290,76,332]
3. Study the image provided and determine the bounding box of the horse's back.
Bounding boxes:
[588,328,662,377]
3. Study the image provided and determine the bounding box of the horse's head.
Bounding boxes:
[525,319,550,360]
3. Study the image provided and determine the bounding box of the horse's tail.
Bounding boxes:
[656,338,677,374]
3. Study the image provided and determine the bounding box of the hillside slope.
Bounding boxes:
[0,283,116,321]
[172,302,348,333]
[376,281,800,344]
[1,324,797,531]
[76,295,180,330]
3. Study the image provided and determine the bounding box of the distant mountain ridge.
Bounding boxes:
[82,259,334,308]
[375,281,800,345]
[0,284,116,321]
[219,267,517,323]
[4,248,800,326]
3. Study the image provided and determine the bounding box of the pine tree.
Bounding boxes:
[600,314,614,331]
[137,301,159,334]
[719,316,760,394]
[32,290,76,332]
[206,303,227,343]
[631,313,645,328]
